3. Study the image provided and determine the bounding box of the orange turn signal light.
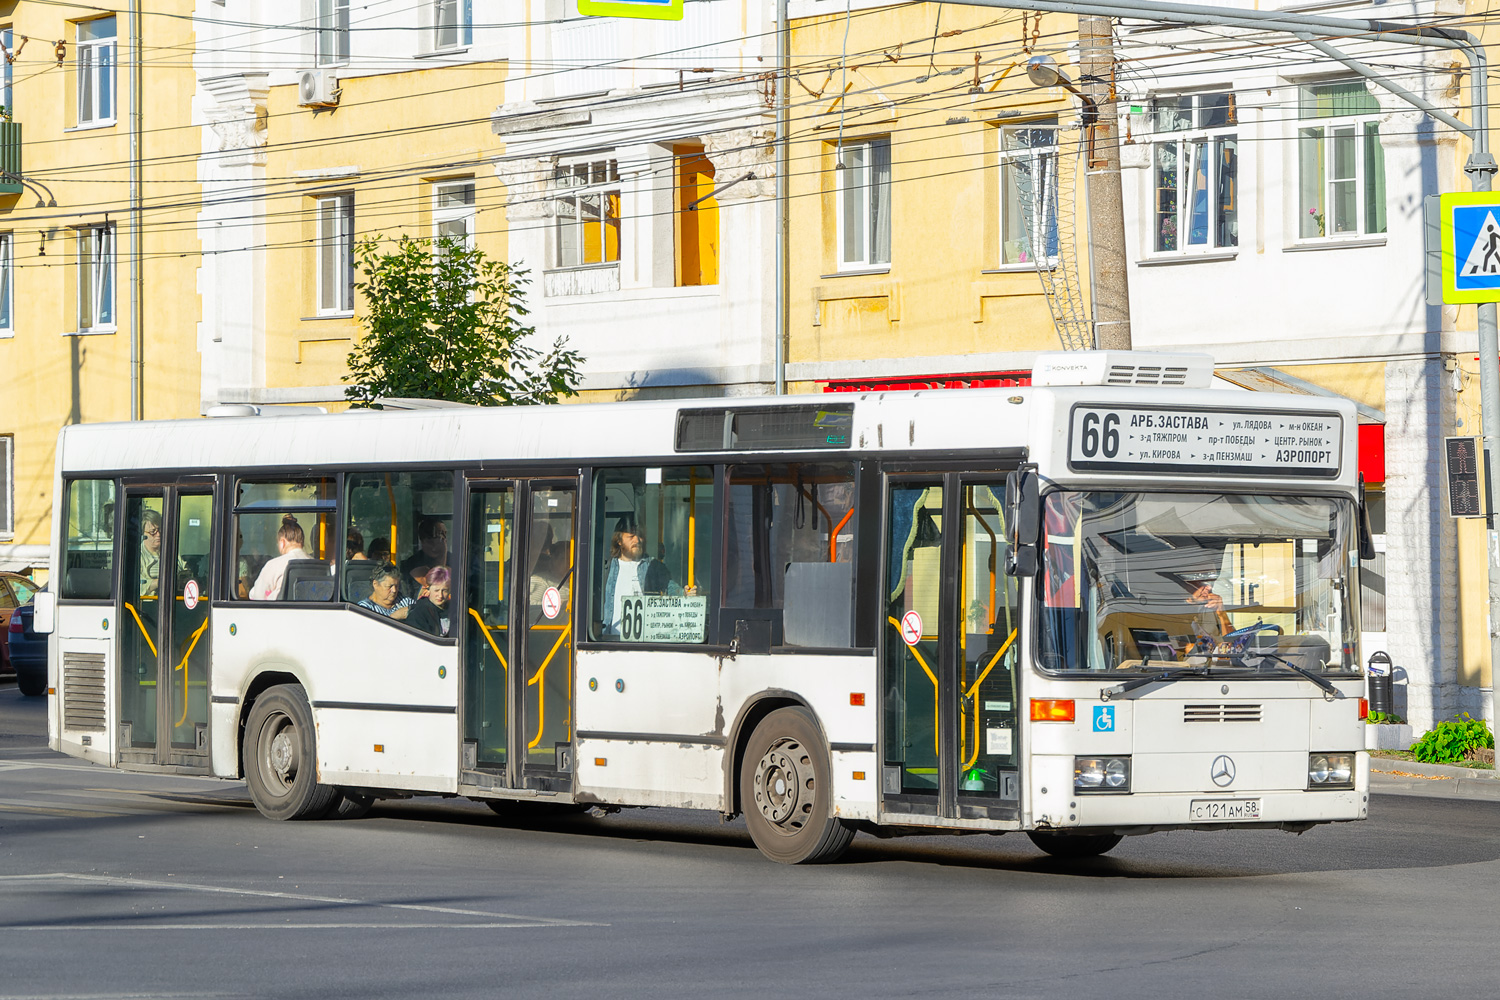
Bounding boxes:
[1358,698,1369,720]
[1030,698,1076,722]
[850,692,865,706]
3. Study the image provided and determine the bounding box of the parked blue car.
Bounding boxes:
[7,586,46,697]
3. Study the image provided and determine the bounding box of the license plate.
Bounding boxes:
[1188,798,1262,822]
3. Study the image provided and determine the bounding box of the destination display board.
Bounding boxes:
[1067,405,1343,478]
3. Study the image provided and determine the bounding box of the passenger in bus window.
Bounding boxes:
[347,528,367,561]
[139,509,163,597]
[530,541,572,612]
[367,537,391,563]
[248,515,311,601]
[400,517,451,597]
[408,566,453,637]
[359,563,415,621]
[601,516,681,636]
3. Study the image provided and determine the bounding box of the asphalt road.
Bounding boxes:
[0,678,1495,999]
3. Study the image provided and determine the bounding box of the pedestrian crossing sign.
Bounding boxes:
[1441,192,1500,303]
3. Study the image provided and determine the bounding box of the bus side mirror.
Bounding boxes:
[33,589,56,635]
[1357,475,1377,562]
[1005,464,1040,578]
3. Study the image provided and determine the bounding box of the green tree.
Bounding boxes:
[344,235,582,408]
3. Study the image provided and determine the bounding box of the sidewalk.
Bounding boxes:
[1370,756,1500,802]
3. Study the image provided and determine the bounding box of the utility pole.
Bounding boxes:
[1076,15,1130,351]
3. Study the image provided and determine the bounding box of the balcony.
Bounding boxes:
[0,122,21,195]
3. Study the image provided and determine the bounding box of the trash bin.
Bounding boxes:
[1367,650,1393,715]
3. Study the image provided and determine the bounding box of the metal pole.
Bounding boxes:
[1076,15,1129,350]
[774,0,788,395]
[128,0,144,421]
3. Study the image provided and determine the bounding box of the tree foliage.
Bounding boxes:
[345,235,583,408]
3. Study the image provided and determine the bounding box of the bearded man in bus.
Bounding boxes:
[601,515,676,637]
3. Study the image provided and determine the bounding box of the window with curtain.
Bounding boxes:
[432,0,472,50]
[836,138,892,269]
[316,193,354,314]
[999,122,1059,266]
[1297,81,1387,239]
[76,17,116,125]
[1151,92,1238,253]
[433,179,476,256]
[316,0,350,66]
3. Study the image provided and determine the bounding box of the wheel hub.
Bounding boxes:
[753,738,811,829]
[266,719,297,787]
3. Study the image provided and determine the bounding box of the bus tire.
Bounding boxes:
[740,707,854,864]
[1027,831,1123,858]
[243,684,338,821]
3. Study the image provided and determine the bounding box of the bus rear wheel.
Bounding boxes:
[740,707,854,864]
[244,685,338,821]
[1027,831,1123,858]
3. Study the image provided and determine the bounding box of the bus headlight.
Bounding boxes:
[1308,753,1355,789]
[1075,756,1131,793]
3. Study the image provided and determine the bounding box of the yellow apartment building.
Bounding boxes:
[0,2,202,576]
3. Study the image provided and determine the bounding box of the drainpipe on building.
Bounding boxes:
[128,0,144,421]
[774,0,789,395]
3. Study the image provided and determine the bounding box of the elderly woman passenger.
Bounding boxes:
[358,562,415,621]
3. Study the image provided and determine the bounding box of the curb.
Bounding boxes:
[1369,757,1500,782]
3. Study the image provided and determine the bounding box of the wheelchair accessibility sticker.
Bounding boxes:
[1093,705,1115,733]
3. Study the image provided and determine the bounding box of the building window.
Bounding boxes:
[836,138,891,269]
[0,233,12,336]
[1151,92,1237,253]
[316,194,354,314]
[77,224,114,333]
[1298,81,1386,239]
[999,122,1058,266]
[433,179,476,252]
[433,0,472,50]
[554,159,620,269]
[676,150,719,286]
[316,0,350,66]
[76,16,116,126]
[0,435,11,539]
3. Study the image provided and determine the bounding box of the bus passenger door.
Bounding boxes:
[118,487,214,770]
[517,481,577,792]
[882,474,1020,821]
[462,484,515,788]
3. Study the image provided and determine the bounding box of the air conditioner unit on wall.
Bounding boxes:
[297,69,339,107]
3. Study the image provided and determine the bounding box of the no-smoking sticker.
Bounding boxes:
[183,579,200,611]
[542,587,562,620]
[900,610,923,647]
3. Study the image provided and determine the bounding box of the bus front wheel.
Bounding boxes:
[244,685,338,821]
[740,707,854,864]
[1027,831,1123,858]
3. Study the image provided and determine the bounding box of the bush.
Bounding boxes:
[1409,714,1495,764]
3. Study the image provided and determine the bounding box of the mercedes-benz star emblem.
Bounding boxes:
[1210,755,1236,788]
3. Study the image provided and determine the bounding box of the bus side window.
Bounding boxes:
[723,463,856,648]
[61,478,116,600]
[232,479,337,602]
[344,472,455,609]
[590,466,714,643]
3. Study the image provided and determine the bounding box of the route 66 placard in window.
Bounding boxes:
[1067,405,1343,478]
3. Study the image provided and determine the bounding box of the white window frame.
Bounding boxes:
[432,0,472,51]
[316,0,350,67]
[1297,80,1387,241]
[552,159,621,270]
[76,16,116,126]
[316,194,354,315]
[0,232,13,336]
[433,179,476,253]
[0,434,12,540]
[1150,91,1238,254]
[998,121,1059,268]
[76,224,115,334]
[835,138,892,271]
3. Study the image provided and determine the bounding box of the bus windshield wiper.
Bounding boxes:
[1256,652,1339,697]
[1101,665,1213,701]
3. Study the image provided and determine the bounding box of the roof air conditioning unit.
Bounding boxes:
[297,69,339,107]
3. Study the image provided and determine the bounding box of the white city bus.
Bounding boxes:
[38,351,1371,863]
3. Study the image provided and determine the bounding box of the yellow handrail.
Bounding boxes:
[526,623,572,749]
[964,629,1019,770]
[467,607,508,672]
[889,615,939,757]
[123,602,158,658]
[175,619,210,727]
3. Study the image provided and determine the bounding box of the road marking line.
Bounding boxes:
[1,874,606,928]
[1,922,584,931]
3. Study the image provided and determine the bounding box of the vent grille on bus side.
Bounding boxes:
[1106,365,1191,387]
[1183,703,1262,724]
[63,652,107,731]
[675,404,853,452]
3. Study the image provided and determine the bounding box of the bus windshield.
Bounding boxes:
[1038,491,1358,675]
